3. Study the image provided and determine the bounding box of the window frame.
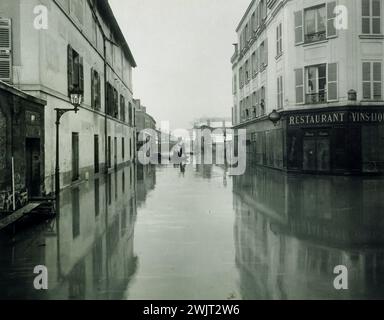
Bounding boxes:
[362,0,382,35]
[362,61,383,100]
[304,4,327,44]
[305,63,327,104]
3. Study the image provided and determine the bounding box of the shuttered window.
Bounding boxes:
[363,62,382,100]
[128,102,133,126]
[0,18,12,83]
[91,69,101,109]
[252,51,256,78]
[245,60,249,83]
[120,95,126,122]
[67,45,84,97]
[276,23,282,56]
[327,1,337,38]
[294,11,304,45]
[277,76,284,109]
[362,0,382,34]
[295,68,304,104]
[261,86,266,115]
[327,63,338,101]
[113,88,118,118]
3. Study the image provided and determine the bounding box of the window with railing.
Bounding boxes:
[304,5,326,44]
[305,64,327,103]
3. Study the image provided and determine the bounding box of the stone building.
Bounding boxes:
[0,0,137,195]
[134,99,157,151]
[232,0,384,174]
[0,81,45,210]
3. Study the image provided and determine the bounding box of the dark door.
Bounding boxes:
[303,131,330,172]
[303,137,317,171]
[114,137,117,169]
[108,136,111,168]
[72,133,79,181]
[94,135,99,173]
[26,138,41,197]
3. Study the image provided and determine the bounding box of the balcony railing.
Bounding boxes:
[304,31,326,44]
[306,91,327,104]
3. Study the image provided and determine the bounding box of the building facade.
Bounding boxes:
[0,0,137,195]
[232,0,384,174]
[134,99,157,151]
[0,81,46,211]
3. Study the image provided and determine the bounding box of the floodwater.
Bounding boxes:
[0,162,384,300]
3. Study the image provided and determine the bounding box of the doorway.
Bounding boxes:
[72,132,79,181]
[25,138,41,197]
[114,137,117,169]
[94,135,99,173]
[303,130,330,172]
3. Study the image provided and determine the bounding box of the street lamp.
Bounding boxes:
[69,85,83,110]
[268,109,282,127]
[55,85,83,200]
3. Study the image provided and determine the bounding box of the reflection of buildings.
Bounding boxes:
[232,0,384,174]
[233,167,384,299]
[0,165,138,299]
[136,165,156,207]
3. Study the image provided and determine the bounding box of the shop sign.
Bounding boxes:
[288,111,384,126]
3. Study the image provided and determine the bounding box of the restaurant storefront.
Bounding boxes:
[285,107,384,174]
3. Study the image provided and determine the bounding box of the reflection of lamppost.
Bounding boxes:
[268,109,282,127]
[55,85,83,199]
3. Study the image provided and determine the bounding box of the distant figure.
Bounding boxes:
[177,137,185,158]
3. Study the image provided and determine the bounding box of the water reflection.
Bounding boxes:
[233,167,384,299]
[0,164,140,300]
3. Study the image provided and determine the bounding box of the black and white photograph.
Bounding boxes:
[0,0,384,311]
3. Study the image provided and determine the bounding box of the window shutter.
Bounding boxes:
[295,68,304,104]
[276,25,279,55]
[97,72,101,109]
[327,63,338,101]
[265,38,268,66]
[79,56,84,93]
[67,45,74,96]
[327,1,337,38]
[372,0,381,34]
[0,18,12,83]
[294,11,304,45]
[280,76,284,108]
[91,68,95,108]
[373,62,382,100]
[362,0,371,34]
[362,62,371,99]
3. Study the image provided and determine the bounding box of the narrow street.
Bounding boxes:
[1,163,384,300]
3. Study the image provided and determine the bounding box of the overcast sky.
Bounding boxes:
[109,0,250,130]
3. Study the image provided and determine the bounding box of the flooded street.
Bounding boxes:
[1,163,384,300]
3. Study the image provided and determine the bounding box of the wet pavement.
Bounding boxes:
[0,162,384,299]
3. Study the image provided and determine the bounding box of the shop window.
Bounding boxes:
[362,126,384,172]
